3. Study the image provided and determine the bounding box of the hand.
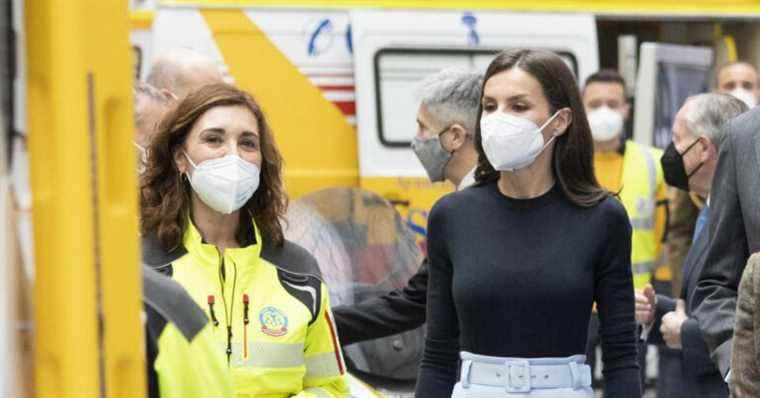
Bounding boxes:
[635,284,657,326]
[660,299,687,349]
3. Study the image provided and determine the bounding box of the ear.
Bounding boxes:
[446,124,469,151]
[160,88,178,101]
[174,147,188,175]
[698,136,716,162]
[553,108,573,137]
[621,101,631,121]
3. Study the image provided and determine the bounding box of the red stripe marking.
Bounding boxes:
[324,311,345,375]
[306,72,354,78]
[317,85,355,92]
[332,101,356,116]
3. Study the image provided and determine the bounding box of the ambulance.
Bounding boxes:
[129,2,601,238]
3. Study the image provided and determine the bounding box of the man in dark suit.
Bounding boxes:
[692,84,760,384]
[639,93,747,396]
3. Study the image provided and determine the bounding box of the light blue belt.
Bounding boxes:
[459,352,592,393]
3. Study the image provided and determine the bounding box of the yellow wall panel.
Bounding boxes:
[26,1,100,396]
[27,1,144,397]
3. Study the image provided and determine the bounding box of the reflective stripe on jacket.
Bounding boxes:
[619,140,664,289]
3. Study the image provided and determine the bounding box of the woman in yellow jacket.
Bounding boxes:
[139,83,348,398]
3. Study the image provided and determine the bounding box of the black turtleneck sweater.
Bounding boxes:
[416,181,641,397]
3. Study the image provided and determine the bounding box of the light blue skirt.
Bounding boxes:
[451,352,594,398]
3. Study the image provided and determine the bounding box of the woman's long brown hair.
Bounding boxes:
[140,83,287,251]
[474,49,609,207]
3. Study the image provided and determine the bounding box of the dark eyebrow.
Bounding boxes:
[506,94,530,102]
[200,127,225,135]
[482,93,530,103]
[416,118,426,128]
[241,130,259,138]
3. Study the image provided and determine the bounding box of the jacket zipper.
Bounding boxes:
[243,293,250,360]
[216,250,238,365]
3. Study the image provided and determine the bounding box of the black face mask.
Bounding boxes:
[661,139,703,191]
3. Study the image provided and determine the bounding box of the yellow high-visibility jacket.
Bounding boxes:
[143,219,349,398]
[617,141,665,288]
[595,140,666,289]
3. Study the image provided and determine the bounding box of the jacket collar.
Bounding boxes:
[142,216,264,271]
[182,216,263,269]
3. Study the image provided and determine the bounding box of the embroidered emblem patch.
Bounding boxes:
[259,306,288,337]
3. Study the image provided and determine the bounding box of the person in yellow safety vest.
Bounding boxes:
[143,265,234,398]
[583,70,668,289]
[582,69,668,387]
[139,83,349,398]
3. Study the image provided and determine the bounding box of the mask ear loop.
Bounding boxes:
[538,109,563,132]
[687,161,705,178]
[181,151,199,183]
[183,151,198,169]
[680,137,701,156]
[542,135,558,151]
[684,138,706,178]
[539,110,565,150]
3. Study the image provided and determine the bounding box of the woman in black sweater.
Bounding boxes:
[416,49,641,397]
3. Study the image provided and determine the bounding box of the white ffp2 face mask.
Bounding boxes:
[480,111,561,171]
[184,152,261,214]
[729,88,757,108]
[587,106,624,142]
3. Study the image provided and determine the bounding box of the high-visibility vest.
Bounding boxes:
[143,219,349,398]
[619,140,664,289]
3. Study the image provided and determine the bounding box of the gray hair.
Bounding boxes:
[416,68,483,133]
[684,93,748,149]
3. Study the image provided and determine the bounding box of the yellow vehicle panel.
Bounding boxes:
[159,0,760,16]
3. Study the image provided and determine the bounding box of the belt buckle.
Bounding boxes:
[504,359,531,393]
